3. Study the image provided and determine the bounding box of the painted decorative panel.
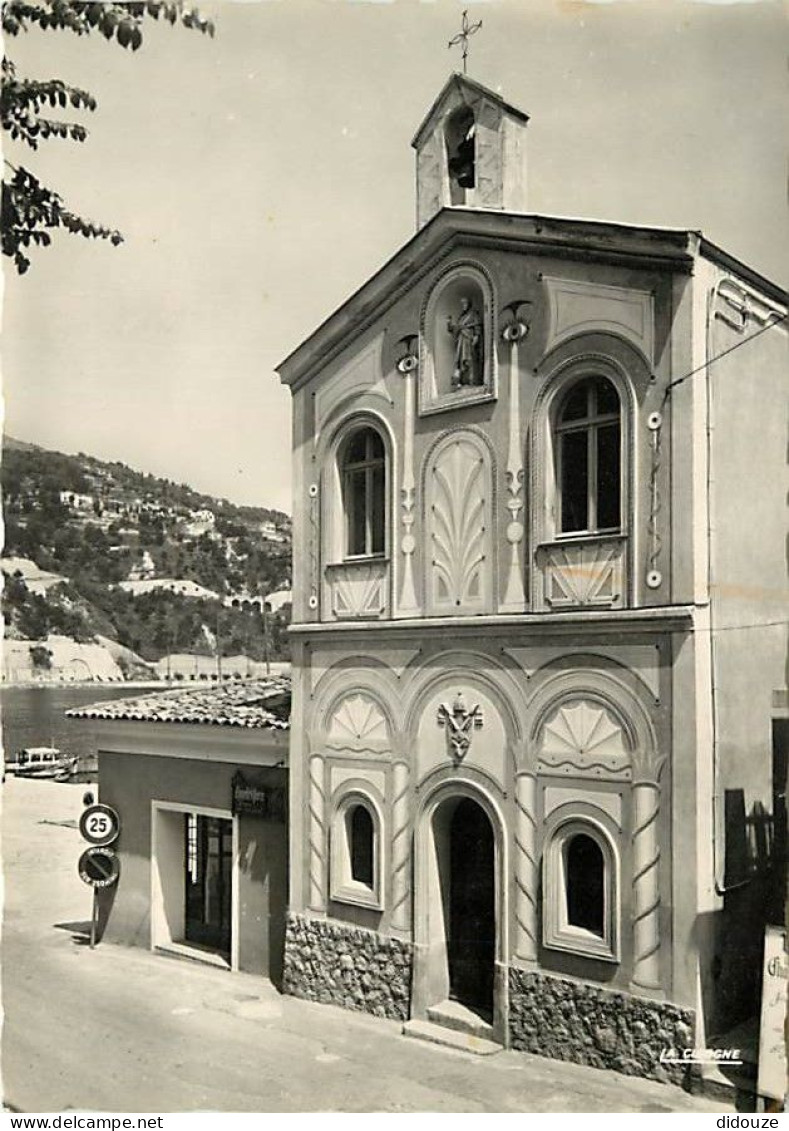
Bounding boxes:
[330,766,387,795]
[537,699,631,780]
[313,334,391,444]
[325,560,388,620]
[542,277,654,362]
[537,536,626,610]
[416,681,506,786]
[327,694,390,751]
[425,433,493,613]
[543,784,623,826]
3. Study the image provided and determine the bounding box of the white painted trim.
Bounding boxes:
[542,811,621,963]
[93,721,288,762]
[329,788,385,911]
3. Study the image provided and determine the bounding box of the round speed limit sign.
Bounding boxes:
[79,803,120,847]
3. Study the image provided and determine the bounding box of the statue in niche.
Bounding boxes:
[447,296,484,388]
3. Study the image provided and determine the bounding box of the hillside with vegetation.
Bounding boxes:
[2,437,292,673]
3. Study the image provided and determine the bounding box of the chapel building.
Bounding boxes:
[276,73,788,1081]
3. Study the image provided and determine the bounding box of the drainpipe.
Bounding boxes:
[705,280,750,898]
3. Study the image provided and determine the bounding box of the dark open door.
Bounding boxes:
[448,798,495,1018]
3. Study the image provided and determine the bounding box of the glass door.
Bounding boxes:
[184,814,232,957]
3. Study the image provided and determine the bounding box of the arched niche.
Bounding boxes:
[419,262,496,415]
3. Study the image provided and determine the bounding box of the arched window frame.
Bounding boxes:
[530,354,637,610]
[532,355,636,545]
[338,425,387,560]
[330,789,384,911]
[543,815,620,963]
[553,375,623,537]
[322,414,393,568]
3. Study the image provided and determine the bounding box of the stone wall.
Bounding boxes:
[509,967,695,1087]
[283,913,412,1021]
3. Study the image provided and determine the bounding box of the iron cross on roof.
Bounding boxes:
[448,9,482,75]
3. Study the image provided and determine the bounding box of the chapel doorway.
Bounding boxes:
[184,813,232,958]
[447,797,495,1017]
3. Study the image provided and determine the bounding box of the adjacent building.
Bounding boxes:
[68,678,290,984]
[275,74,787,1080]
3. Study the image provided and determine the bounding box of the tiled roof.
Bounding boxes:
[66,676,290,730]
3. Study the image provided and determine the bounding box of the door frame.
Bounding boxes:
[151,799,240,971]
[412,777,509,1043]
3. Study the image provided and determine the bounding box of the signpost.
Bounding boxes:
[77,802,121,948]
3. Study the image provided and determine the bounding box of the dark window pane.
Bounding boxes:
[347,469,367,555]
[566,833,604,936]
[368,430,385,460]
[344,430,368,465]
[596,422,621,530]
[560,430,588,532]
[350,806,374,886]
[594,377,619,416]
[370,464,385,554]
[560,383,589,422]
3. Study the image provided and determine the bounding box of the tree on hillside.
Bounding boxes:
[2,1,214,274]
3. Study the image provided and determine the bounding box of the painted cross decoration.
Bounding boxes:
[437,690,483,764]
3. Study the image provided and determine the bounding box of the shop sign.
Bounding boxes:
[232,772,286,821]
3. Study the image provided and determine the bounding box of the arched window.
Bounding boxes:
[330,792,383,910]
[565,833,604,937]
[543,817,619,961]
[340,427,386,558]
[349,804,374,887]
[555,376,621,535]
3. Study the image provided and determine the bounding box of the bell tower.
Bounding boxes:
[411,73,529,230]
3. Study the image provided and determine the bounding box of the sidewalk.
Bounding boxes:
[1,777,731,1114]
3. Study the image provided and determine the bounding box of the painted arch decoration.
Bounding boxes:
[537,697,631,781]
[325,692,391,754]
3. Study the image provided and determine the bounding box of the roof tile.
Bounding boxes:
[66,676,291,730]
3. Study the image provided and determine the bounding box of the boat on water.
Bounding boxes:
[4,746,79,781]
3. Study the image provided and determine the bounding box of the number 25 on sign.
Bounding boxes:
[78,802,121,948]
[79,803,120,846]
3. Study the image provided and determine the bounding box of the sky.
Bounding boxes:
[2,0,787,515]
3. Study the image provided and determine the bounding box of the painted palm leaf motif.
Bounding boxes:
[428,437,489,609]
[539,699,631,779]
